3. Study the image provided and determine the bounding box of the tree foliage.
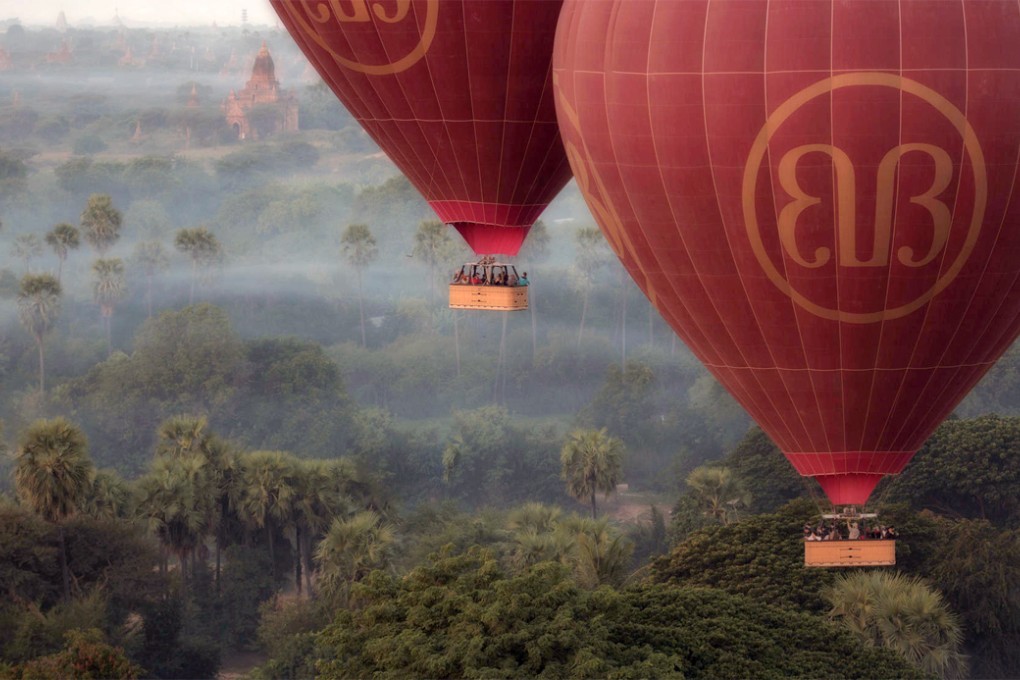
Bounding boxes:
[924,518,1020,678]
[16,274,62,394]
[79,194,122,255]
[14,419,94,526]
[560,428,624,518]
[44,224,79,283]
[313,548,922,680]
[174,227,222,304]
[718,427,807,514]
[580,362,655,440]
[653,498,835,613]
[825,571,966,679]
[684,465,751,525]
[8,628,141,679]
[441,406,563,508]
[883,414,1020,526]
[315,511,395,606]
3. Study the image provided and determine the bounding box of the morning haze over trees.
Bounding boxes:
[0,11,1018,680]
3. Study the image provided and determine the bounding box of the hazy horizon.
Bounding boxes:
[0,0,279,28]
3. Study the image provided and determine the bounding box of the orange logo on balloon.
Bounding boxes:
[742,72,987,323]
[276,0,439,75]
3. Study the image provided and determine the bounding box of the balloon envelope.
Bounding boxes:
[272,0,572,256]
[554,0,1020,505]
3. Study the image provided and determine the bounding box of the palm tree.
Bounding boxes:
[412,219,455,307]
[558,515,633,589]
[292,460,350,596]
[341,223,379,347]
[135,454,212,588]
[685,466,752,525]
[91,258,126,356]
[315,510,395,605]
[825,571,967,679]
[81,469,131,521]
[325,456,388,514]
[560,428,624,518]
[237,450,299,582]
[13,417,95,601]
[80,193,123,255]
[132,240,169,318]
[174,227,222,304]
[12,233,43,273]
[45,223,80,284]
[506,503,572,572]
[17,273,61,395]
[154,415,238,588]
[155,415,211,460]
[572,226,610,346]
[517,220,551,362]
[507,502,562,535]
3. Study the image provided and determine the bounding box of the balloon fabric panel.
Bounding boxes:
[272,0,573,256]
[554,0,1020,505]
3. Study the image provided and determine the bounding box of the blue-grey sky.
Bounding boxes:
[0,0,279,27]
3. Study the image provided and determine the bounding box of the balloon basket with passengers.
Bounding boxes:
[802,506,897,568]
[449,259,529,311]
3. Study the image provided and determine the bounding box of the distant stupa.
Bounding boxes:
[55,11,68,33]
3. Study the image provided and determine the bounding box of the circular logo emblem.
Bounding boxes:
[742,72,987,323]
[278,0,439,76]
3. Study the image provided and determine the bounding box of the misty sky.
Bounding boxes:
[0,0,280,28]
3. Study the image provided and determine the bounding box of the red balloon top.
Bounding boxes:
[272,0,572,256]
[554,0,1020,505]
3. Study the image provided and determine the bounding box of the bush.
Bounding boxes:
[72,135,107,156]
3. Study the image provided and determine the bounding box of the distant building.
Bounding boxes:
[222,42,299,141]
[119,46,142,67]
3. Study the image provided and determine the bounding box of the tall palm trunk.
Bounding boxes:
[294,525,303,596]
[453,311,461,378]
[578,287,590,347]
[35,333,45,395]
[429,262,436,307]
[189,261,197,305]
[181,551,190,596]
[648,304,654,347]
[301,532,314,596]
[530,284,538,365]
[494,312,508,403]
[267,524,277,581]
[146,275,154,318]
[589,489,598,519]
[357,269,366,347]
[58,525,71,601]
[56,258,64,285]
[102,310,112,357]
[619,269,627,367]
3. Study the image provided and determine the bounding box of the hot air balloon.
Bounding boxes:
[553,0,1020,562]
[271,0,572,311]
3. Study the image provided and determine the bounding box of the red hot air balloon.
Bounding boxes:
[554,0,1020,506]
[271,0,572,257]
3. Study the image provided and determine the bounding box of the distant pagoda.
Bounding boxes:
[222,42,299,141]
